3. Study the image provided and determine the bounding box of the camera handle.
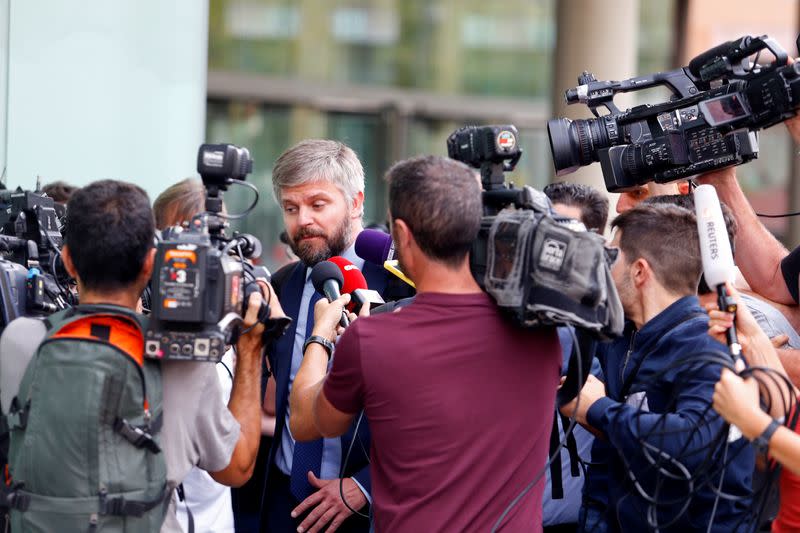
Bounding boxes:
[566,68,703,119]
[688,35,787,82]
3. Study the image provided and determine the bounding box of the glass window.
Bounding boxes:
[206,101,293,269]
[209,0,556,99]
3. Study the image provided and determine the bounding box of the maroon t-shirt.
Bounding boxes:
[323,292,561,532]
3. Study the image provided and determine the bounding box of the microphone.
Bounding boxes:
[310,261,349,327]
[354,230,416,288]
[355,229,396,263]
[694,184,741,360]
[695,184,744,443]
[328,256,368,295]
[694,185,742,354]
[328,256,385,314]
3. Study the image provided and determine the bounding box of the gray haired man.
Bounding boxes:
[259,140,413,533]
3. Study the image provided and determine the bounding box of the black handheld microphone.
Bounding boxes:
[310,261,349,327]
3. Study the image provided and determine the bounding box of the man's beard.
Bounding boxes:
[289,217,352,266]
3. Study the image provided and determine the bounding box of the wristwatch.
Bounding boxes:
[752,418,781,454]
[303,335,335,360]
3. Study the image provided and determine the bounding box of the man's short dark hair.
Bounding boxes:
[642,193,738,247]
[386,156,481,267]
[611,203,701,295]
[543,181,609,232]
[65,180,154,291]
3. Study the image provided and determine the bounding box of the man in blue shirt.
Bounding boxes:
[562,203,754,532]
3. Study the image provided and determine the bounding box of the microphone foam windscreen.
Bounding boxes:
[694,184,736,287]
[355,229,393,265]
[328,256,369,295]
[310,261,344,295]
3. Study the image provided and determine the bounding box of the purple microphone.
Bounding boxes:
[355,229,395,265]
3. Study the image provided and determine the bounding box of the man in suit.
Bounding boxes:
[260,139,408,533]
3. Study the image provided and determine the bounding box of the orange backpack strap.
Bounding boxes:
[51,315,145,367]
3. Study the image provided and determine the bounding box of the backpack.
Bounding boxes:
[4,304,168,532]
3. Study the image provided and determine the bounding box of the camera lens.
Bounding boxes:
[624,133,689,181]
[547,117,616,176]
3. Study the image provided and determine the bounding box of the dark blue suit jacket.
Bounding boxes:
[261,260,408,531]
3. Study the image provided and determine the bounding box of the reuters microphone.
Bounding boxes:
[695,184,741,360]
[695,184,745,442]
[354,229,416,289]
[310,260,349,327]
[328,256,386,314]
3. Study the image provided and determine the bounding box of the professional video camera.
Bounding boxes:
[447,125,623,339]
[144,144,290,362]
[548,34,800,191]
[0,187,71,329]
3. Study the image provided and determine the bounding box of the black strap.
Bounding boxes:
[7,398,29,431]
[556,328,595,408]
[150,411,164,433]
[561,412,581,477]
[113,416,161,454]
[176,484,195,533]
[548,410,564,500]
[0,412,9,459]
[98,487,167,517]
[618,312,707,400]
[5,484,28,511]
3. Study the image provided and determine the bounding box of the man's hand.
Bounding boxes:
[694,164,737,187]
[238,291,266,357]
[771,334,790,349]
[785,57,800,145]
[713,368,771,440]
[704,282,775,361]
[257,279,287,320]
[291,472,367,533]
[311,294,355,343]
[559,374,606,426]
[786,111,800,146]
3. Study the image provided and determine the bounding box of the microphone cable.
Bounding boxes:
[338,411,371,519]
[610,348,798,532]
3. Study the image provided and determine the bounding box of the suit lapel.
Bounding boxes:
[273,263,308,425]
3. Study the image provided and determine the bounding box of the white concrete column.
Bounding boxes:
[550,0,640,203]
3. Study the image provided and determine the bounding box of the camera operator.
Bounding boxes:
[288,155,561,531]
[542,182,607,532]
[0,180,273,532]
[544,181,609,234]
[561,203,755,532]
[153,177,280,532]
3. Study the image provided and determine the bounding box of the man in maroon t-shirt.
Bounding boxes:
[288,155,561,532]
